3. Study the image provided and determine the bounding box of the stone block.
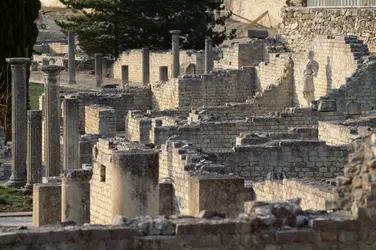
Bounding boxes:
[187,174,245,217]
[33,183,61,227]
[248,29,269,39]
[346,101,361,115]
[318,99,337,112]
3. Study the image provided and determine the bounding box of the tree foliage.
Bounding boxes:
[0,0,41,141]
[57,0,235,57]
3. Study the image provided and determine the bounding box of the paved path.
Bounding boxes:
[0,212,32,218]
[0,216,33,228]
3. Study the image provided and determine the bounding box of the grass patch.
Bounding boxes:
[28,82,80,110]
[0,186,32,212]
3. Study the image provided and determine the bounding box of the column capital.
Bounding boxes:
[42,65,65,76]
[6,58,31,66]
[169,30,181,35]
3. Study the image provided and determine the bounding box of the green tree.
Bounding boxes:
[0,0,41,141]
[57,0,235,57]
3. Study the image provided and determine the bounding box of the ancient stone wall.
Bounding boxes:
[189,56,294,119]
[256,53,291,92]
[159,140,246,216]
[85,105,116,136]
[62,89,151,132]
[151,68,254,111]
[292,36,362,107]
[215,140,347,181]
[318,121,354,146]
[49,43,68,54]
[113,50,204,83]
[215,40,266,69]
[153,109,345,152]
[253,179,334,210]
[90,140,113,224]
[279,7,376,53]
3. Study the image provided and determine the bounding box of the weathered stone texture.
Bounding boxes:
[280,7,376,53]
[215,140,347,181]
[113,49,204,83]
[85,105,116,136]
[153,109,345,152]
[253,179,334,211]
[33,183,61,227]
[151,68,254,111]
[215,40,266,69]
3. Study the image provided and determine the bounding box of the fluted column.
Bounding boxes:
[24,110,42,191]
[170,30,180,78]
[5,58,30,187]
[68,31,77,85]
[43,65,64,177]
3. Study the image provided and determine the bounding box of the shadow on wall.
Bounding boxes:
[326,56,333,95]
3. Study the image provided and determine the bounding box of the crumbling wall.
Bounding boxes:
[154,109,344,152]
[256,53,291,92]
[253,179,334,210]
[62,89,151,132]
[215,40,266,69]
[215,140,348,181]
[280,7,376,52]
[189,56,294,119]
[317,121,371,146]
[113,50,204,83]
[151,68,254,111]
[292,36,363,107]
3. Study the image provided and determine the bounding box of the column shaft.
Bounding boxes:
[205,38,213,74]
[142,48,150,85]
[170,30,180,78]
[68,31,76,84]
[5,58,30,187]
[95,54,103,87]
[63,98,80,170]
[25,110,42,191]
[43,65,64,177]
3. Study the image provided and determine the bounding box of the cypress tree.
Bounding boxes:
[0,0,41,141]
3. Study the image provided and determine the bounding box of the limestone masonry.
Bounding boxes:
[4,6,376,249]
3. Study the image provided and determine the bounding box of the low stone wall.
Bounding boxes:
[215,140,348,181]
[253,179,335,210]
[151,68,254,111]
[153,108,345,152]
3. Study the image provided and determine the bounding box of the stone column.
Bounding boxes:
[95,53,103,87]
[63,98,79,170]
[102,57,108,78]
[170,30,180,78]
[43,65,64,177]
[61,169,92,224]
[24,110,42,191]
[68,31,76,85]
[205,38,213,74]
[159,66,168,81]
[5,58,30,187]
[121,65,129,88]
[142,48,150,85]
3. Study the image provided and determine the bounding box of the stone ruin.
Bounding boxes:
[3,7,376,250]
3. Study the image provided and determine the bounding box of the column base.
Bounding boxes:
[68,80,77,85]
[4,175,27,188]
[23,183,35,193]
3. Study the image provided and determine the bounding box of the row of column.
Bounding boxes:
[118,31,214,87]
[5,59,80,189]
